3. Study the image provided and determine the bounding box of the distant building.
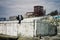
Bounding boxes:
[9,16,17,21]
[25,12,34,18]
[34,6,45,16]
[53,15,60,19]
[24,6,46,18]
[0,18,6,21]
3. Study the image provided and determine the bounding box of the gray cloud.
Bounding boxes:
[0,0,60,18]
[38,0,60,14]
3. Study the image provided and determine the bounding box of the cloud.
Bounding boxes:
[0,0,60,18]
[38,0,60,14]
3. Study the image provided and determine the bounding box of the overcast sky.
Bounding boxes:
[0,0,60,18]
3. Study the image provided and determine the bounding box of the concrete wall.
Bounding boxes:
[18,20,34,37]
[0,20,35,37]
[0,17,45,37]
[0,21,18,37]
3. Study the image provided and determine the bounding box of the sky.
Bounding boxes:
[0,0,60,18]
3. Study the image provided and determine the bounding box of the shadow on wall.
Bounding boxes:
[0,37,17,40]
